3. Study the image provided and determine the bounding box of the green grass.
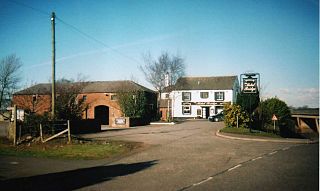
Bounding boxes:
[0,138,141,160]
[220,127,282,138]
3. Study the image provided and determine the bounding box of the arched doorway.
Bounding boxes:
[94,105,109,125]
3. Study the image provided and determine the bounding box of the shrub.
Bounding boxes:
[117,90,147,118]
[224,102,250,128]
[21,112,50,136]
[258,97,293,135]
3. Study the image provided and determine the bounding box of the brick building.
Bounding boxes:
[13,81,157,127]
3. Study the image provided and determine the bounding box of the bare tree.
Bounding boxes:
[55,77,89,120]
[0,54,22,111]
[140,51,185,95]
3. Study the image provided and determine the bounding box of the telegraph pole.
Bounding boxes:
[51,12,56,119]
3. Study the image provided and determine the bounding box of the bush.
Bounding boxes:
[224,102,250,128]
[21,112,50,136]
[258,97,293,135]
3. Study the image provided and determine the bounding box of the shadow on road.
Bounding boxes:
[0,160,157,191]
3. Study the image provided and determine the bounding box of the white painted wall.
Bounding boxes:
[172,89,236,118]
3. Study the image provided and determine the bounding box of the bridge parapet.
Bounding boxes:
[290,108,319,133]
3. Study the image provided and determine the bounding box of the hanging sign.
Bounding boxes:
[242,78,257,93]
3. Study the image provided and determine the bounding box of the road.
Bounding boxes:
[0,121,318,191]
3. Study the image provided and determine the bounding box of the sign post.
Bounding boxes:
[240,73,260,133]
[272,114,278,132]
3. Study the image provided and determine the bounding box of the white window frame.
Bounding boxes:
[182,92,191,101]
[215,92,225,101]
[182,105,191,115]
[200,92,209,99]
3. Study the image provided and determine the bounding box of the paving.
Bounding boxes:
[0,121,317,191]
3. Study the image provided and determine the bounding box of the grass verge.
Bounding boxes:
[0,138,142,160]
[220,127,282,138]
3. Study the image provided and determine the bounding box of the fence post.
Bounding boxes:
[40,124,43,142]
[13,105,17,146]
[67,120,71,143]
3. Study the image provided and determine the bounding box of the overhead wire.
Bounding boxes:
[7,0,141,65]
[55,16,141,64]
[8,0,51,17]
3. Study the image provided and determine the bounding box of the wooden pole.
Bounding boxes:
[67,120,71,143]
[51,12,56,119]
[13,105,17,146]
[40,124,43,142]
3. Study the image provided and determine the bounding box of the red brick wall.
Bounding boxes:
[80,93,123,127]
[12,94,51,115]
[13,93,124,127]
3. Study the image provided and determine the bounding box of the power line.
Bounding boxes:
[8,0,51,17]
[8,0,142,65]
[55,17,141,65]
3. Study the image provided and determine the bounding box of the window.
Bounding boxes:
[165,93,169,99]
[200,92,209,99]
[215,92,225,101]
[197,109,202,116]
[182,105,191,115]
[82,95,87,101]
[111,94,117,101]
[32,95,37,102]
[182,92,191,101]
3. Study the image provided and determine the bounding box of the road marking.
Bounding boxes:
[269,151,278,155]
[193,177,213,186]
[228,164,242,171]
[282,147,290,151]
[10,161,19,165]
[251,156,263,161]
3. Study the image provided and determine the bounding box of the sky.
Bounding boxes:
[0,0,319,108]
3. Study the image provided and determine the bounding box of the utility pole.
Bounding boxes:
[51,12,56,119]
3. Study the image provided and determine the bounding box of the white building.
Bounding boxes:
[169,76,239,119]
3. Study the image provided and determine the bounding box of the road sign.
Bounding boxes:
[272,114,278,121]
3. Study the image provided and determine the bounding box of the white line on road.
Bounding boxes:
[282,147,290,151]
[193,177,213,186]
[228,164,242,171]
[269,151,278,155]
[251,156,263,161]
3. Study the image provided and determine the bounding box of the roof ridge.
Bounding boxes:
[181,75,237,78]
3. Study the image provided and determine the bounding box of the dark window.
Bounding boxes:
[32,95,37,102]
[182,92,191,101]
[111,94,117,101]
[165,93,169,99]
[215,92,225,101]
[197,109,202,116]
[82,95,87,101]
[182,105,191,115]
[200,92,209,99]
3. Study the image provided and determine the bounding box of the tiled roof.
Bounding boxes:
[173,76,238,90]
[14,81,155,95]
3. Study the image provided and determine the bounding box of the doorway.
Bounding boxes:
[202,107,210,119]
[94,105,109,125]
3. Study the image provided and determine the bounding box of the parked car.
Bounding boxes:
[208,111,224,122]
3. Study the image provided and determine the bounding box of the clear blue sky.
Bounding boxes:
[0,0,319,107]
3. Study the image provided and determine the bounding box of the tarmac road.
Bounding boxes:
[0,121,318,191]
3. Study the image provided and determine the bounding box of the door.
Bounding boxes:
[202,107,210,119]
[94,105,109,125]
